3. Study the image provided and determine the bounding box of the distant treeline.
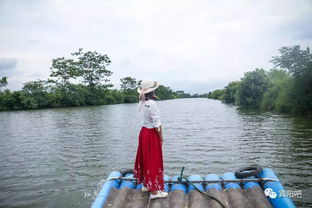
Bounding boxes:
[208,45,312,115]
[0,49,200,111]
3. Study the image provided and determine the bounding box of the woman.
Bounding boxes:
[134,81,168,199]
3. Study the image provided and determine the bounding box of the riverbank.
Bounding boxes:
[0,49,208,111]
[208,45,312,116]
[0,83,203,111]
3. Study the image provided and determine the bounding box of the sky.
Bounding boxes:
[0,0,311,94]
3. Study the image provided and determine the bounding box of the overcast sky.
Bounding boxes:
[0,0,311,93]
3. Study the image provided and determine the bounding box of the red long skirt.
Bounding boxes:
[134,127,164,191]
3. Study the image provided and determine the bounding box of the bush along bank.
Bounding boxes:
[0,49,194,111]
[208,45,312,115]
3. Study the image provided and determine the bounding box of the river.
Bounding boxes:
[0,98,311,207]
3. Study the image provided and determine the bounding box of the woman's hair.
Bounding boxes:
[145,91,155,100]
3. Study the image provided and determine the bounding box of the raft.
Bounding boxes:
[91,168,296,208]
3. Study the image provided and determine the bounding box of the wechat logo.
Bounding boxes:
[264,188,277,199]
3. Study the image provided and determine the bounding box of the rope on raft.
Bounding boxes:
[115,166,274,208]
[103,176,278,184]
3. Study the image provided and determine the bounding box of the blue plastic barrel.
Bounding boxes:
[258,168,296,208]
[164,175,170,192]
[222,172,241,190]
[170,175,187,193]
[204,174,222,191]
[119,173,136,189]
[188,175,204,192]
[136,183,143,190]
[91,171,122,208]
[243,176,260,189]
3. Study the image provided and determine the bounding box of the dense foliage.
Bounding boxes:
[208,45,312,115]
[0,49,193,111]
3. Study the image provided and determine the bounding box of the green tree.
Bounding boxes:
[208,89,224,100]
[73,48,112,87]
[50,57,77,87]
[175,90,191,98]
[222,81,240,104]
[120,76,138,103]
[156,85,175,100]
[120,76,137,91]
[237,69,269,107]
[137,80,142,86]
[22,80,50,108]
[271,45,312,77]
[0,90,25,110]
[291,63,312,114]
[48,49,114,107]
[261,69,293,112]
[104,89,124,104]
[271,45,312,114]
[0,89,11,110]
[0,77,8,91]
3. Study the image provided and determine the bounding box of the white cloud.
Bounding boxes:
[0,0,311,93]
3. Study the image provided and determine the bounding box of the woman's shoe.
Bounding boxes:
[142,186,149,192]
[150,191,168,199]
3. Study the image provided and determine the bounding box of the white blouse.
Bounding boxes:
[140,99,161,128]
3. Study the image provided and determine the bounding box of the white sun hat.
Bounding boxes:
[137,80,160,94]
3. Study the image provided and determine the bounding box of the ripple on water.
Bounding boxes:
[0,99,311,207]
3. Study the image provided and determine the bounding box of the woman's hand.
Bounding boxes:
[156,126,163,145]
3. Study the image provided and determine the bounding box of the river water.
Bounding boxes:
[0,98,311,208]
